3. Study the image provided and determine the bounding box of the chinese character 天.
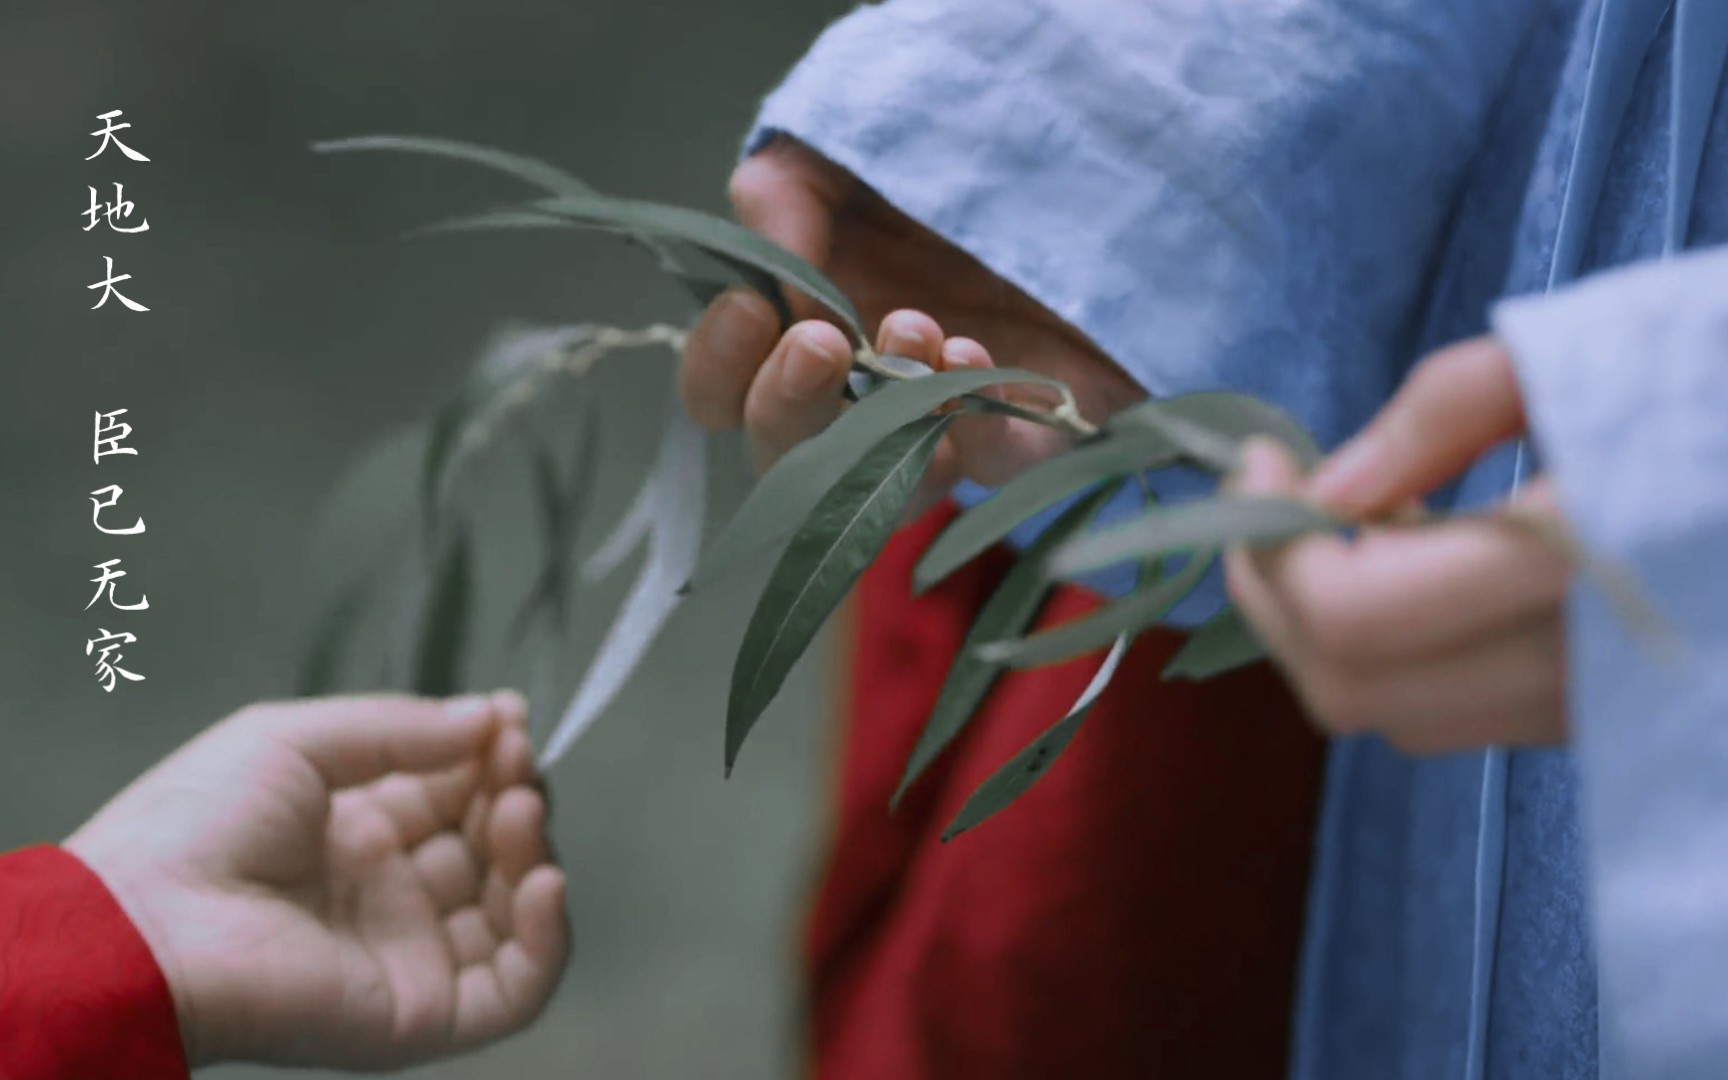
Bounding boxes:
[86,110,150,162]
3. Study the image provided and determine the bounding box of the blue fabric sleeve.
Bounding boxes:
[1493,244,1728,1079]
[746,0,1545,616]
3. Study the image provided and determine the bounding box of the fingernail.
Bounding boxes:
[1309,437,1376,508]
[444,695,492,722]
[783,327,846,396]
[941,337,989,370]
[490,688,529,724]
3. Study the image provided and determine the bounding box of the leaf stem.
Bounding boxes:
[851,344,1100,441]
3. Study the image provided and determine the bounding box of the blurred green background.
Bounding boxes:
[0,2,856,1075]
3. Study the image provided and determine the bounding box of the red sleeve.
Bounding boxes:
[0,845,190,1080]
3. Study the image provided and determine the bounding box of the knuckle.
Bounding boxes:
[727,155,778,216]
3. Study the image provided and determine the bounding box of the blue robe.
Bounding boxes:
[748,1,1728,1075]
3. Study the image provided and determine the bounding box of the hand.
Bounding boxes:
[679,137,1144,514]
[64,692,568,1070]
[1223,337,1572,754]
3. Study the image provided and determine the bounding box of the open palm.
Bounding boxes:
[66,693,567,1070]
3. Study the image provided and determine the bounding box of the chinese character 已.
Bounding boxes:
[90,484,146,535]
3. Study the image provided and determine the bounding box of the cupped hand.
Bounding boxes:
[64,692,568,1070]
[680,136,1145,514]
[1224,337,1573,754]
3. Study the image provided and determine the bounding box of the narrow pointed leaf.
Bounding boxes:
[728,415,954,771]
[1054,496,1339,577]
[1107,391,1324,471]
[415,210,793,326]
[978,550,1216,669]
[584,483,655,583]
[894,485,1120,805]
[691,368,1064,590]
[942,633,1130,841]
[539,402,707,769]
[526,194,864,340]
[410,527,474,697]
[313,135,598,197]
[1163,607,1267,680]
[914,430,1183,592]
[506,422,595,650]
[504,442,566,642]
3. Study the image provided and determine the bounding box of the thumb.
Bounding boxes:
[1309,336,1526,517]
[251,693,498,789]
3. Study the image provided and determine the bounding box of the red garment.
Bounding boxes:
[0,846,189,1080]
[806,506,1325,1080]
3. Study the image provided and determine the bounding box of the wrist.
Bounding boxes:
[64,829,214,1067]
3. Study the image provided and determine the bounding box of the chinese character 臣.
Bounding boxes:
[94,409,137,463]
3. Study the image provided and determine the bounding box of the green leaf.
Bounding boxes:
[416,210,794,327]
[525,194,864,341]
[942,633,1130,841]
[421,199,857,340]
[506,416,597,650]
[313,135,598,197]
[410,526,474,697]
[727,414,954,772]
[977,550,1217,669]
[1163,607,1267,681]
[691,368,1065,591]
[1107,391,1324,472]
[540,402,707,769]
[913,429,1183,593]
[893,484,1120,806]
[1052,495,1338,577]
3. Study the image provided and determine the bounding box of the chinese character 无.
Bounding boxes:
[90,484,145,535]
[87,559,149,612]
[86,629,144,692]
[89,256,149,312]
[94,409,138,462]
[86,110,150,162]
[84,183,149,234]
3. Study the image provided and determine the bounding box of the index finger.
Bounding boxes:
[251,693,498,790]
[1310,337,1527,517]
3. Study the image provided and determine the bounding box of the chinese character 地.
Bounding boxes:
[89,256,148,312]
[84,183,149,234]
[94,409,138,462]
[90,484,146,535]
[87,559,148,612]
[86,630,144,692]
[86,110,150,163]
